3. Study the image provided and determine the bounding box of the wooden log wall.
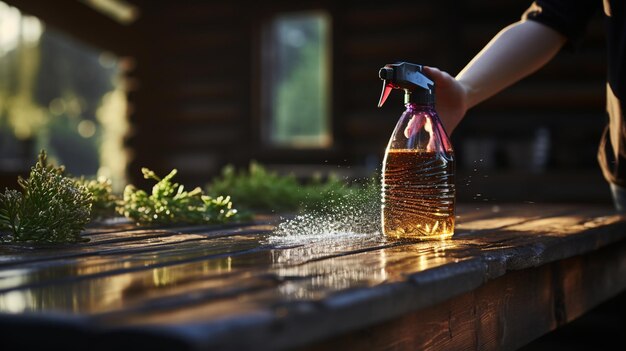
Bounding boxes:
[124,1,251,188]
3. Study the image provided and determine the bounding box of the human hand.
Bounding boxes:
[422,66,469,135]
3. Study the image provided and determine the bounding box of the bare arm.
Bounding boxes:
[425,19,567,134]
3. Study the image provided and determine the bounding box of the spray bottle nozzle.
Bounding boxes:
[377,62,434,107]
[379,67,394,80]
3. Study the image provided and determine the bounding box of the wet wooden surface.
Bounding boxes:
[1,204,626,350]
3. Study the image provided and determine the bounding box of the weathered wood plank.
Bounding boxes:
[75,208,622,320]
[302,240,626,351]
[0,204,624,351]
[0,236,266,293]
[0,205,616,312]
[0,237,396,314]
[0,222,270,267]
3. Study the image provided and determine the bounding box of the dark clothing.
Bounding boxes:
[523,0,626,186]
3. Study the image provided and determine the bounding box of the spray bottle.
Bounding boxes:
[378,62,455,239]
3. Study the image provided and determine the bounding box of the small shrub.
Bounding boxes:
[119,168,238,225]
[0,151,92,243]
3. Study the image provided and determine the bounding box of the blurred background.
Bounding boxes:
[0,0,610,203]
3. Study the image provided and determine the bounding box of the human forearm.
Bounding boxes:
[457,20,567,109]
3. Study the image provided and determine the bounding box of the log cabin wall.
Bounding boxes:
[125,1,255,189]
[3,0,608,201]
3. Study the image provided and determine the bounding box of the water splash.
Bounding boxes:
[268,181,382,246]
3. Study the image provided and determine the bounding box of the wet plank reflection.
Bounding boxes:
[0,204,623,330]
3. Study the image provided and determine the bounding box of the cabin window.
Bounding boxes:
[261,11,332,148]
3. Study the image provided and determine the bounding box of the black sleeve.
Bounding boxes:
[522,0,601,48]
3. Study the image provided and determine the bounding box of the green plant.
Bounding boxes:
[0,151,92,243]
[207,162,303,212]
[119,168,238,225]
[74,176,119,220]
[206,161,380,213]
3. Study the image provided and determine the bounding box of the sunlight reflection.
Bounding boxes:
[276,250,389,300]
[97,88,129,191]
[456,212,624,237]
[0,268,30,290]
[503,215,622,235]
[0,2,42,56]
[0,255,237,314]
[0,290,28,313]
[457,217,530,231]
[81,0,139,25]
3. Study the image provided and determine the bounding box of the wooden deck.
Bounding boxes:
[1,204,626,350]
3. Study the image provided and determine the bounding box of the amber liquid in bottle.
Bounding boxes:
[382,149,455,239]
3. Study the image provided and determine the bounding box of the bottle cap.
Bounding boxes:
[378,62,434,107]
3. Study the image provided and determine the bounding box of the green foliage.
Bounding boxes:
[119,168,238,225]
[74,176,119,220]
[207,162,302,212]
[0,151,92,243]
[206,161,380,214]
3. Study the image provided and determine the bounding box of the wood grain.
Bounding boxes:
[0,204,625,350]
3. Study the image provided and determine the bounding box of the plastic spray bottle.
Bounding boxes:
[378,62,455,239]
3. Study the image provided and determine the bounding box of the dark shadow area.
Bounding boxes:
[520,289,626,351]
